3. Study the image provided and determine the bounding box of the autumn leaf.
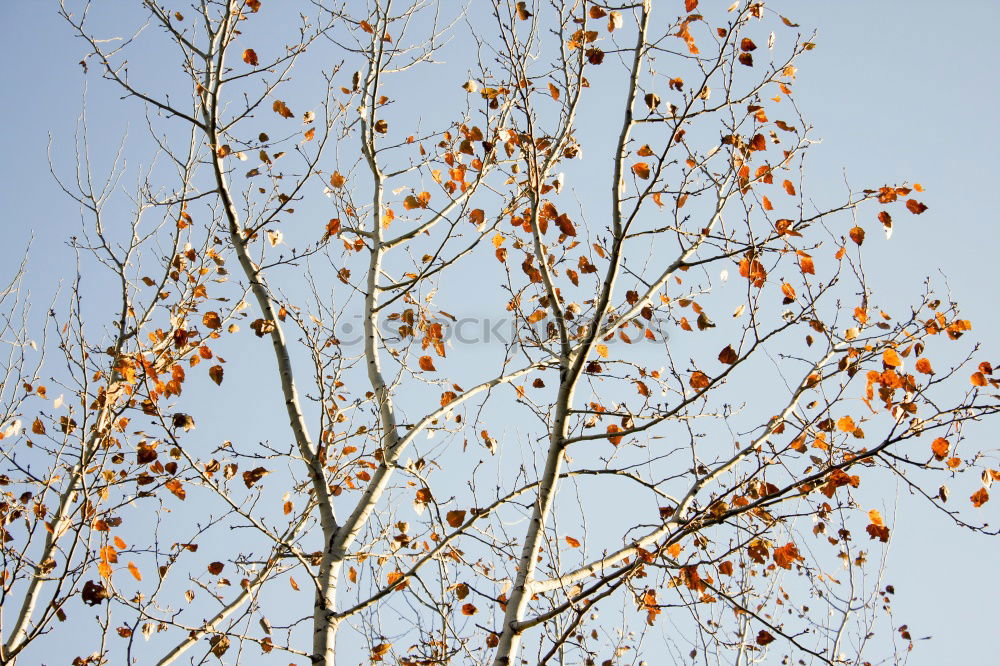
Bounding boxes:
[690,371,710,390]
[915,358,933,374]
[208,561,224,575]
[272,100,294,118]
[446,510,465,528]
[202,311,222,329]
[418,356,436,371]
[330,171,346,188]
[565,535,581,548]
[598,423,620,446]
[208,365,224,385]
[836,415,855,432]
[971,487,990,507]
[882,349,902,368]
[595,344,608,358]
[32,418,45,435]
[127,561,142,581]
[165,479,186,500]
[971,372,988,387]
[718,345,737,365]
[756,630,775,646]
[849,226,865,245]
[772,542,803,569]
[783,179,796,195]
[631,162,651,179]
[905,199,928,214]
[242,467,269,488]
[242,49,258,66]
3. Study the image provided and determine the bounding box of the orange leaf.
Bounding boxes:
[272,100,294,119]
[685,0,698,11]
[418,356,436,371]
[971,372,988,387]
[772,542,802,570]
[971,487,990,508]
[836,416,855,432]
[632,162,651,179]
[783,179,796,195]
[606,424,623,446]
[905,199,928,214]
[446,510,465,528]
[330,171,346,188]
[915,358,933,374]
[931,438,949,460]
[882,349,902,368]
[527,309,547,324]
[203,312,222,329]
[690,371,710,390]
[849,226,865,245]
[165,479,186,500]
[565,536,581,548]
[127,561,142,581]
[242,49,259,66]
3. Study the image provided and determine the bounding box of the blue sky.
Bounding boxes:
[1,1,998,664]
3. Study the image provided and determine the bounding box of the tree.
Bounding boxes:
[1,0,997,664]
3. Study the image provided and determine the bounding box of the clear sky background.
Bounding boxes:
[1,1,998,664]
